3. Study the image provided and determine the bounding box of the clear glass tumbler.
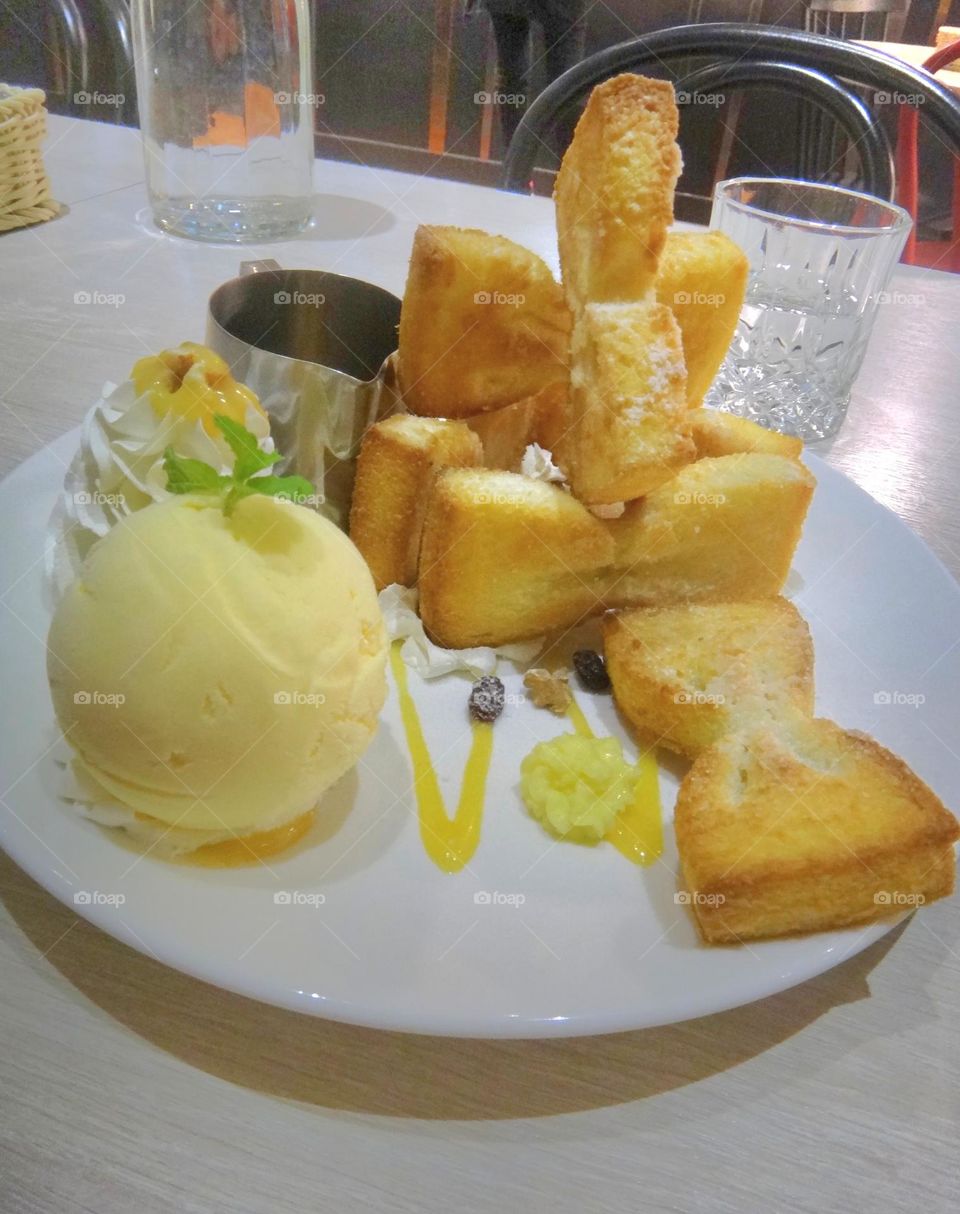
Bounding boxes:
[131,0,314,242]
[706,178,912,441]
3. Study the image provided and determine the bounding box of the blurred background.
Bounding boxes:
[1,0,957,225]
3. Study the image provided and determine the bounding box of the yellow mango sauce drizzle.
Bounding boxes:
[389,643,494,873]
[131,343,263,436]
[566,698,663,866]
[184,809,315,867]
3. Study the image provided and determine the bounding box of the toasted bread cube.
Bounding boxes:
[558,300,695,505]
[689,408,803,459]
[466,382,568,471]
[655,232,749,406]
[349,415,482,590]
[675,720,960,943]
[603,599,814,758]
[419,469,614,647]
[555,74,681,312]
[397,225,570,418]
[605,453,814,607]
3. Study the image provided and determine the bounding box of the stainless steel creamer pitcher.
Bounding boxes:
[206,261,402,527]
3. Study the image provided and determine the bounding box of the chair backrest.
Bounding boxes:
[501,23,960,197]
[91,0,137,123]
[43,0,91,113]
[897,37,960,268]
[682,59,893,197]
[687,0,765,21]
[17,0,133,123]
[804,0,911,44]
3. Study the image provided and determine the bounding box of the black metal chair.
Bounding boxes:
[804,0,910,43]
[677,59,892,196]
[93,0,137,124]
[501,23,960,203]
[42,0,92,115]
[799,0,912,187]
[12,0,134,124]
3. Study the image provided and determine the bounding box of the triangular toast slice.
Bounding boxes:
[675,718,959,943]
[466,382,567,471]
[418,468,614,647]
[349,415,482,589]
[655,231,749,407]
[605,453,815,607]
[397,225,570,418]
[688,408,803,459]
[603,598,814,758]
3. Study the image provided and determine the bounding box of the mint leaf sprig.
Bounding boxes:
[163,414,316,516]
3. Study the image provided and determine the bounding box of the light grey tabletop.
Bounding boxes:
[1,116,958,1214]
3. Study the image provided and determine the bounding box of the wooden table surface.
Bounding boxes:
[1,117,959,1214]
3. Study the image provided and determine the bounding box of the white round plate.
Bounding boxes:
[2,432,958,1038]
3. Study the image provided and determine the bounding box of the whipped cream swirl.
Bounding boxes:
[45,377,272,603]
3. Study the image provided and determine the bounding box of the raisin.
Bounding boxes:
[468,675,505,722]
[573,649,611,693]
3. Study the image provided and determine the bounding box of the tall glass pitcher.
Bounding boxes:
[131,0,314,242]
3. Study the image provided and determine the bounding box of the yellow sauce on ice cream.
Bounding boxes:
[132,341,264,435]
[185,810,316,867]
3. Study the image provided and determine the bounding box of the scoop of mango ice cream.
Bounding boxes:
[47,493,387,836]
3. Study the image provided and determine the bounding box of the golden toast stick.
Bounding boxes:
[557,299,695,505]
[555,74,681,312]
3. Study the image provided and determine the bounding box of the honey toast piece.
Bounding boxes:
[466,382,567,471]
[555,73,682,312]
[605,453,815,607]
[349,415,482,590]
[688,408,803,459]
[603,598,813,758]
[655,231,749,406]
[557,299,695,505]
[675,719,960,943]
[397,225,570,418]
[418,468,613,647]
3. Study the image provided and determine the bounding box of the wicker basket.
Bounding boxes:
[0,84,59,232]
